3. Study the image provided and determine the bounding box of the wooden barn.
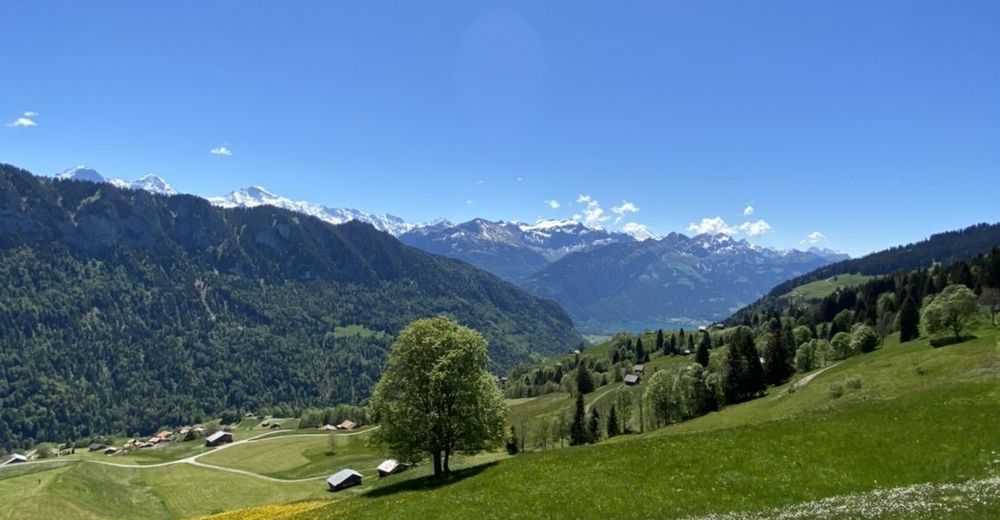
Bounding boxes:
[377,459,405,478]
[326,469,362,491]
[205,431,233,447]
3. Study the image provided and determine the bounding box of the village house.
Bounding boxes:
[319,424,337,431]
[336,420,357,430]
[624,374,641,386]
[633,364,645,374]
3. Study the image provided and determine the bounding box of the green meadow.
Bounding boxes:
[3,328,998,519]
[214,326,1000,520]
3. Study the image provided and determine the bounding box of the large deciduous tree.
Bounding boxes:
[920,284,981,341]
[370,317,507,477]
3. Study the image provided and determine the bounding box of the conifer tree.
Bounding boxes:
[575,362,595,394]
[687,334,695,354]
[655,329,665,355]
[899,295,920,342]
[588,408,601,443]
[569,393,588,446]
[696,332,711,367]
[636,338,646,363]
[606,405,619,437]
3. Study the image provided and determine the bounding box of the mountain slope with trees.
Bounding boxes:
[765,223,1000,297]
[0,163,581,450]
[522,233,839,333]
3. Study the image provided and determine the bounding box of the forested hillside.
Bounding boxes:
[0,164,580,450]
[765,223,1000,297]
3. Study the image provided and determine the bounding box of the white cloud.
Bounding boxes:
[743,205,754,216]
[738,220,772,236]
[7,111,37,127]
[544,200,560,209]
[612,201,639,215]
[475,179,485,185]
[465,199,474,205]
[516,177,523,182]
[571,194,609,228]
[802,231,826,244]
[687,216,772,237]
[209,146,232,156]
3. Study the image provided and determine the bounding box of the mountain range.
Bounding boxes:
[1,163,580,447]
[52,165,848,333]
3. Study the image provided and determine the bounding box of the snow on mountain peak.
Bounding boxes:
[130,174,176,195]
[56,166,106,183]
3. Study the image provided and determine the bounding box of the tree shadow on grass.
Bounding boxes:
[362,461,498,499]
[930,335,977,348]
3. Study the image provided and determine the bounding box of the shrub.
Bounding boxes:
[846,378,862,390]
[829,384,845,399]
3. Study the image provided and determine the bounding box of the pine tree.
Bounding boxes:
[696,332,710,367]
[588,408,601,443]
[569,394,588,446]
[899,295,920,342]
[606,405,619,437]
[636,338,646,363]
[655,329,665,355]
[687,334,695,354]
[576,362,595,394]
[763,326,793,386]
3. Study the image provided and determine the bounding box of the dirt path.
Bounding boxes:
[793,363,840,389]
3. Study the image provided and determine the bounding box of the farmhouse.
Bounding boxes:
[336,420,357,430]
[633,364,645,373]
[624,374,641,386]
[377,459,404,478]
[205,431,233,447]
[319,424,337,431]
[0,454,27,466]
[326,469,362,491]
[87,443,108,452]
[104,447,118,455]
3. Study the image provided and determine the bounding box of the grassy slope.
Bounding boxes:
[0,429,375,520]
[198,433,382,480]
[786,273,874,300]
[227,326,1000,520]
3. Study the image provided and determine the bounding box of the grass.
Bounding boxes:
[198,432,383,480]
[5,326,998,519]
[222,325,1000,520]
[787,273,874,300]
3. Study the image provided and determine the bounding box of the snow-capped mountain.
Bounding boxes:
[54,166,176,195]
[397,218,635,281]
[207,186,416,236]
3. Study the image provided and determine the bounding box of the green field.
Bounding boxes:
[0,428,378,520]
[216,325,1000,520]
[4,327,999,519]
[786,273,874,300]
[198,433,383,480]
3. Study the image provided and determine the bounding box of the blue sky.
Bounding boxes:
[1,1,998,256]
